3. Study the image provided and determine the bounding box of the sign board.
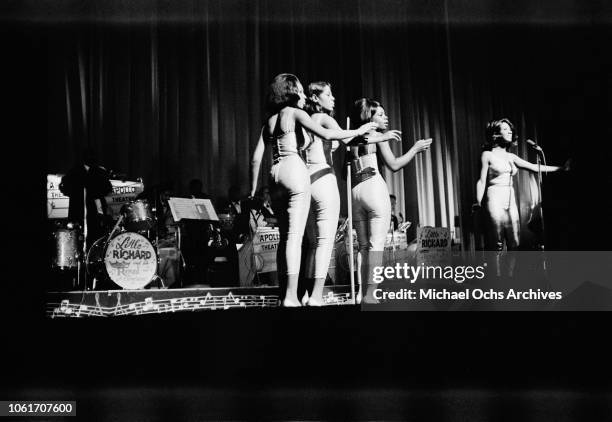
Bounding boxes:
[385,231,408,251]
[47,174,70,219]
[105,180,145,220]
[252,227,280,273]
[415,226,451,265]
[47,174,144,220]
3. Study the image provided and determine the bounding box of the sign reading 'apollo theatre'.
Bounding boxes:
[105,180,145,219]
[253,228,280,273]
[46,175,144,220]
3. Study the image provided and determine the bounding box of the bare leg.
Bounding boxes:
[356,249,363,304]
[505,201,521,277]
[486,190,509,277]
[302,207,317,305]
[283,274,301,307]
[361,250,380,304]
[307,277,326,306]
[300,277,314,305]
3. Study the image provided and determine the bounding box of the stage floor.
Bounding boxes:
[46,284,354,318]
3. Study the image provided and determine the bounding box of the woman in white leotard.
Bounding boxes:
[350,98,432,304]
[300,82,401,306]
[250,74,377,307]
[475,118,568,254]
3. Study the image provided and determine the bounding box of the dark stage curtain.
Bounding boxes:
[46,0,457,235]
[44,0,611,250]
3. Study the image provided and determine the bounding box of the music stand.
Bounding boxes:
[168,197,219,223]
[168,198,219,287]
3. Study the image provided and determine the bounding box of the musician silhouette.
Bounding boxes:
[59,147,113,245]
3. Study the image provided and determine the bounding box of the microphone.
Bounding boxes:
[525,139,543,151]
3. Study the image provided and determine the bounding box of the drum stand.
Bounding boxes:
[149,274,166,289]
[150,194,167,289]
[75,227,83,291]
[150,237,167,289]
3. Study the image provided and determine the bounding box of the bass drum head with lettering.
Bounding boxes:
[104,232,157,289]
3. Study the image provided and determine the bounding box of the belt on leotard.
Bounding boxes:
[310,166,334,184]
[272,152,303,165]
[350,160,377,187]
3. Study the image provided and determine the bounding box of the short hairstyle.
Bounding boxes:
[350,98,382,128]
[266,73,302,114]
[304,81,334,116]
[389,194,397,200]
[483,118,517,150]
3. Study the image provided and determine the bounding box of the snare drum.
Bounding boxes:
[121,199,154,232]
[87,231,158,290]
[51,225,80,269]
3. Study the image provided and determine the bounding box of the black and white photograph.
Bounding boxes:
[2,0,612,419]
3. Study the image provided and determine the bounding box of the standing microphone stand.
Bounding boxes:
[389,218,397,264]
[151,185,166,289]
[81,187,89,290]
[533,141,550,286]
[154,185,160,249]
[346,117,357,305]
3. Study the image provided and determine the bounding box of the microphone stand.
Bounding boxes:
[533,141,550,287]
[82,187,89,290]
[152,185,166,289]
[346,118,356,305]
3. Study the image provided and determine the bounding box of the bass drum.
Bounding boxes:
[87,232,158,290]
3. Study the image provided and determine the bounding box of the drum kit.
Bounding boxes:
[50,199,173,291]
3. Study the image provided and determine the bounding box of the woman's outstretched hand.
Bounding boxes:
[357,122,379,135]
[363,129,402,144]
[383,130,402,142]
[413,138,433,153]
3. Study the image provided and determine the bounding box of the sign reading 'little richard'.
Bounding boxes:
[416,226,451,266]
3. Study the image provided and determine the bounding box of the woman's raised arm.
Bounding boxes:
[294,108,377,141]
[510,153,566,173]
[317,114,401,145]
[378,137,433,172]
